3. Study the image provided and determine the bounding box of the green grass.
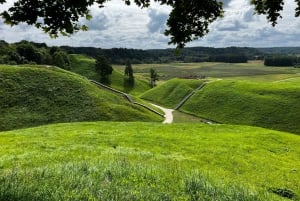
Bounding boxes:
[0,65,162,131]
[181,79,300,134]
[172,111,207,123]
[0,122,299,200]
[140,78,205,108]
[69,54,151,95]
[109,70,152,96]
[69,54,97,79]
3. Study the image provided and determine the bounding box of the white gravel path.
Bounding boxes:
[151,104,174,124]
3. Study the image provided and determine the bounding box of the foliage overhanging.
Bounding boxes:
[1,0,300,47]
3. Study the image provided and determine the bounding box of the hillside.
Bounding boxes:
[141,78,205,108]
[0,122,299,200]
[181,79,300,134]
[0,65,161,131]
[69,54,151,95]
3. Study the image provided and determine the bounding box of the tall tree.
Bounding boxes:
[150,68,158,88]
[95,55,113,84]
[53,51,71,70]
[1,0,299,48]
[124,60,134,86]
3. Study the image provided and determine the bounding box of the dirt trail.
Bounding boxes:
[151,104,174,124]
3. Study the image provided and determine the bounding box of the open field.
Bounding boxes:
[0,122,299,200]
[113,61,300,81]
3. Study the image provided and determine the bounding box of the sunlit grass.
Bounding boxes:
[0,122,299,200]
[181,79,300,134]
[0,65,161,131]
[141,78,205,108]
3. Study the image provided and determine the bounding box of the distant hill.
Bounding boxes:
[0,65,161,131]
[63,46,262,64]
[258,47,300,55]
[69,54,152,96]
[63,45,300,64]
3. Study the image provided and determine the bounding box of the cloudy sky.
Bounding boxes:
[0,0,300,49]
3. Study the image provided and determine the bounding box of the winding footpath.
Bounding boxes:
[151,104,174,124]
[90,79,218,125]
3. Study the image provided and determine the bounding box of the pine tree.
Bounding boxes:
[124,60,134,86]
[95,55,113,84]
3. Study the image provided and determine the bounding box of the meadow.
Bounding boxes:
[0,122,299,200]
[1,56,300,201]
[112,61,300,81]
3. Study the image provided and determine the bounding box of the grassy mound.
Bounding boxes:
[141,78,205,108]
[69,54,151,95]
[0,65,161,131]
[0,122,299,200]
[181,79,300,134]
[69,54,97,79]
[109,70,151,96]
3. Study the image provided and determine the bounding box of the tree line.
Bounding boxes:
[264,55,300,67]
[62,46,264,64]
[0,40,70,70]
[2,40,300,68]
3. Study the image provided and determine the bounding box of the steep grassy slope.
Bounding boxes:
[69,54,97,79]
[181,79,300,134]
[141,78,205,108]
[0,122,299,200]
[69,54,151,95]
[109,70,151,96]
[0,65,161,131]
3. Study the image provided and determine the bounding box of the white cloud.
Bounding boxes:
[0,0,299,48]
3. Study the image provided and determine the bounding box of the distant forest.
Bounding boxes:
[1,40,300,66]
[62,46,257,64]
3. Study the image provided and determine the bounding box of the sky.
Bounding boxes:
[0,0,300,49]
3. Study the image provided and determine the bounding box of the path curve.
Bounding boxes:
[151,104,174,124]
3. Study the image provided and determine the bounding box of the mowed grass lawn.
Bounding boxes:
[0,122,299,200]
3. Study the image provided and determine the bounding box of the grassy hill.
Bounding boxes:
[0,65,161,131]
[69,54,151,95]
[0,122,299,200]
[140,78,205,108]
[69,54,97,79]
[181,79,300,134]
